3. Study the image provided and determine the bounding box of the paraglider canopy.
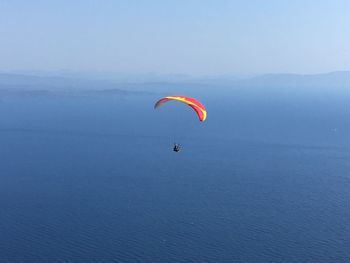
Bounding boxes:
[154,95,207,122]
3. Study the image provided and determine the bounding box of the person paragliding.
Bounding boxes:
[173,143,181,152]
[154,95,207,152]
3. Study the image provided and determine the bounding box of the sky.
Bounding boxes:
[1,0,350,76]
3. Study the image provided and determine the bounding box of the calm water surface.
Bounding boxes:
[0,88,350,262]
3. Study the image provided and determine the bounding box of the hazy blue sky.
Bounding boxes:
[1,0,350,75]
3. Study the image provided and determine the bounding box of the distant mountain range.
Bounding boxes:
[235,71,350,88]
[0,72,150,96]
[1,71,350,94]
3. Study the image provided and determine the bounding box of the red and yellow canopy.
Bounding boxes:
[154,95,207,122]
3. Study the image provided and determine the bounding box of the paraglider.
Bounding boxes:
[154,95,206,152]
[173,143,181,152]
[154,95,207,122]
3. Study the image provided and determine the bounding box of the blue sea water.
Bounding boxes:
[1,87,350,262]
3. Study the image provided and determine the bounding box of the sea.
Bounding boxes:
[0,85,350,262]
